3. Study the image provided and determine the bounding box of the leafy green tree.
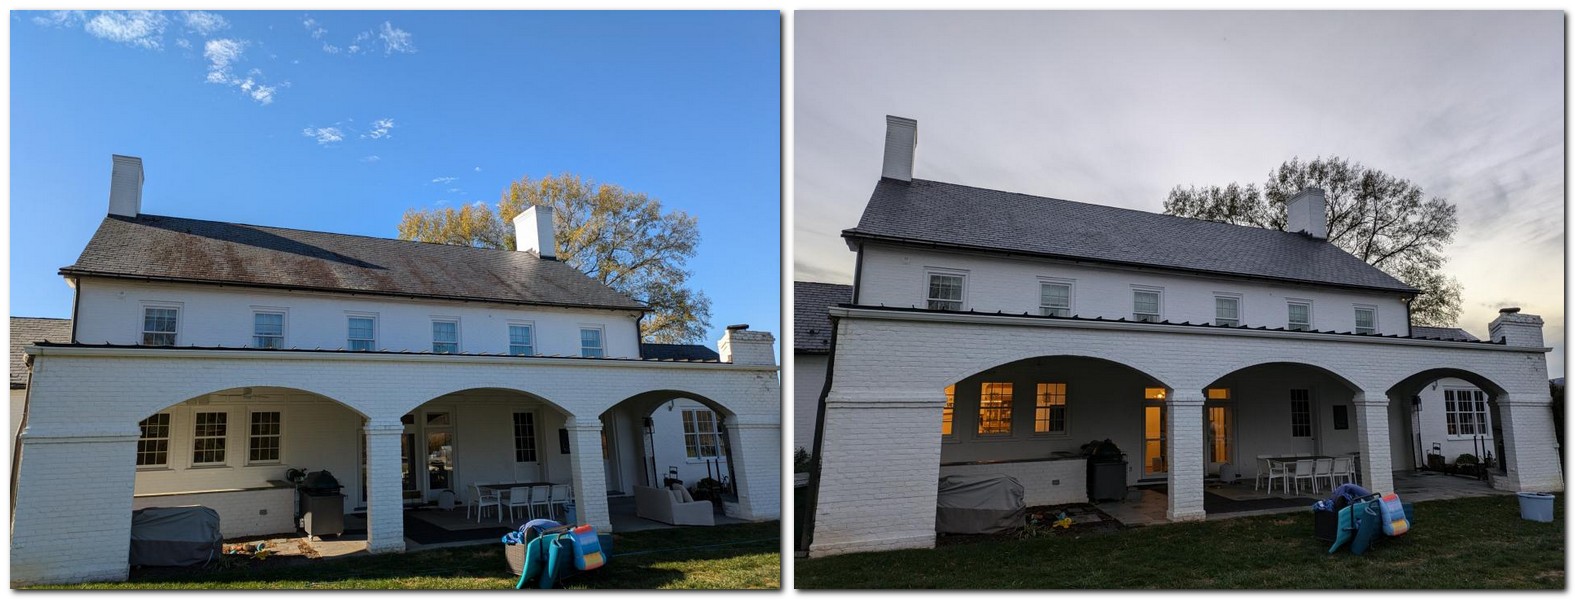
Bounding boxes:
[398,173,711,344]
[1164,156,1462,326]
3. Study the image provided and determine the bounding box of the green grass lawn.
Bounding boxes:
[33,521,780,590]
[796,495,1563,589]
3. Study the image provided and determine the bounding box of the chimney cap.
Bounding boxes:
[1500,307,1522,314]
[725,324,750,331]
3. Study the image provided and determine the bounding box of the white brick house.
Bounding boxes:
[803,116,1562,558]
[10,155,781,585]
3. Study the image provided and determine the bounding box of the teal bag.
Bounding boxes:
[1350,501,1383,555]
[1328,505,1356,553]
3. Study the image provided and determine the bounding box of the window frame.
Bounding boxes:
[579,325,606,358]
[1353,305,1377,335]
[512,412,539,463]
[1038,278,1074,317]
[1445,388,1490,437]
[1287,299,1313,331]
[1131,286,1163,323]
[508,322,536,357]
[346,313,378,352]
[924,268,968,311]
[1034,382,1068,435]
[941,384,956,440]
[1289,389,1313,438]
[140,302,182,346]
[136,413,172,468]
[252,308,287,349]
[977,382,1014,436]
[431,317,461,354]
[1214,293,1242,327]
[681,408,723,460]
[246,410,283,465]
[192,410,229,467]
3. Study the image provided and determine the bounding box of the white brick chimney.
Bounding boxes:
[512,205,556,259]
[1489,307,1545,348]
[881,115,918,182]
[1286,187,1327,239]
[718,324,776,366]
[108,154,144,218]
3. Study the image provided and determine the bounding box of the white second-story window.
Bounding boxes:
[509,324,535,356]
[1133,290,1161,323]
[1354,307,1376,335]
[348,316,376,351]
[1040,282,1071,317]
[580,327,605,358]
[253,312,284,349]
[432,320,459,354]
[1287,301,1312,331]
[142,307,178,346]
[927,272,965,311]
[1215,296,1240,327]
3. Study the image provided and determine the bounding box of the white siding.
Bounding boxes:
[856,243,1410,336]
[1414,378,1497,464]
[793,354,829,454]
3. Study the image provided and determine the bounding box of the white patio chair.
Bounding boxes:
[529,485,554,521]
[549,483,573,521]
[1330,457,1355,488]
[505,486,533,522]
[1289,459,1316,495]
[470,483,501,522]
[1313,458,1334,492]
[1255,455,1287,492]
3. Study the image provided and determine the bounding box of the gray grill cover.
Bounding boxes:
[129,506,222,568]
[935,474,1026,535]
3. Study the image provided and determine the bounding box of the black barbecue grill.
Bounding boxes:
[1083,439,1128,503]
[297,470,345,538]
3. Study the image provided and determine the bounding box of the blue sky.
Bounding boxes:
[11,10,781,348]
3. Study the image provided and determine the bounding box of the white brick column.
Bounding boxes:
[721,417,781,521]
[1166,391,1206,522]
[363,419,406,553]
[1353,392,1394,494]
[1494,394,1565,492]
[11,433,140,585]
[565,419,611,531]
[808,389,945,557]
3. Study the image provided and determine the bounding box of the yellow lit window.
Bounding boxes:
[942,385,955,436]
[1206,388,1230,400]
[1144,387,1167,401]
[1035,383,1067,434]
[978,382,1014,435]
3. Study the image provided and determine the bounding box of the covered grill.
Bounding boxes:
[297,469,345,538]
[1083,439,1128,503]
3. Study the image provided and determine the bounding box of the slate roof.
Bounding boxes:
[1409,326,1479,342]
[61,214,648,311]
[11,317,71,388]
[795,281,852,353]
[640,343,721,362]
[844,179,1419,294]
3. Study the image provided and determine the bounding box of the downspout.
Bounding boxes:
[69,276,81,343]
[799,313,840,554]
[1402,295,1413,337]
[850,242,864,305]
[10,362,34,527]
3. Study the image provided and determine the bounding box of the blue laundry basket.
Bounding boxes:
[1517,492,1555,522]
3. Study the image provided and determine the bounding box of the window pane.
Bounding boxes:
[137,414,171,467]
[1134,292,1159,314]
[1216,298,1238,320]
[1290,390,1312,437]
[248,411,281,463]
[254,313,284,336]
[1355,308,1374,329]
[433,321,457,343]
[193,412,227,464]
[1035,383,1066,434]
[580,328,604,358]
[513,412,537,462]
[929,275,963,301]
[1288,303,1309,322]
[509,325,535,356]
[942,385,955,436]
[978,382,1013,435]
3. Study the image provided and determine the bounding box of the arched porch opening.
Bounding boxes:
[1386,368,1510,480]
[398,387,575,516]
[600,390,756,528]
[1201,361,1364,489]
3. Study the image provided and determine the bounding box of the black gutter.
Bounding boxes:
[800,312,841,554]
[850,242,864,305]
[57,269,653,314]
[840,230,1422,296]
[68,276,81,343]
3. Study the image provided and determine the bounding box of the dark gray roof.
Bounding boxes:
[61,214,648,311]
[11,317,71,388]
[795,281,852,353]
[1409,326,1479,342]
[640,343,721,362]
[844,179,1419,294]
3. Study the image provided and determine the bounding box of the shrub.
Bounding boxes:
[1455,453,1480,465]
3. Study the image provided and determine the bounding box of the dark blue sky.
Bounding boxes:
[11,10,781,347]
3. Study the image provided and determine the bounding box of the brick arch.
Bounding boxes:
[130,383,369,425]
[940,351,1177,394]
[1385,367,1511,400]
[601,389,737,420]
[1196,358,1368,395]
[394,385,575,421]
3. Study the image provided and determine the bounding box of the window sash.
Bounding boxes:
[508,325,535,356]
[1288,303,1310,330]
[348,317,376,351]
[1354,308,1376,334]
[1215,297,1240,326]
[143,308,177,346]
[512,412,538,462]
[682,410,722,458]
[1289,390,1312,437]
[1133,291,1160,321]
[1445,390,1489,436]
[248,411,282,464]
[432,321,459,354]
[193,412,227,465]
[580,328,605,358]
[137,414,171,467]
[942,385,955,436]
[1040,284,1071,317]
[927,274,964,311]
[1035,383,1067,434]
[977,382,1014,435]
[253,312,284,348]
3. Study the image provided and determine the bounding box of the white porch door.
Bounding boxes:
[510,410,545,483]
[1142,404,1167,479]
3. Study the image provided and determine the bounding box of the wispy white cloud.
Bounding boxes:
[378,21,416,54]
[447,188,463,193]
[203,38,245,83]
[474,166,482,172]
[302,126,344,145]
[364,118,395,139]
[32,11,85,27]
[361,155,382,163]
[303,16,327,39]
[321,43,340,54]
[84,10,169,49]
[432,176,457,184]
[181,11,228,36]
[175,37,191,49]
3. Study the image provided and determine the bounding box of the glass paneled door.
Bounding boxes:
[1205,388,1234,476]
[1142,388,1168,479]
[424,412,455,502]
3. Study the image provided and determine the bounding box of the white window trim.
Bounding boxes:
[512,411,540,463]
[923,267,969,311]
[1444,387,1491,439]
[1286,299,1313,331]
[1032,382,1070,436]
[681,408,723,460]
[578,325,607,358]
[346,312,379,351]
[507,321,537,356]
[1131,285,1164,323]
[191,409,230,468]
[136,412,173,469]
[1037,277,1075,317]
[1213,292,1243,327]
[431,316,461,354]
[1353,304,1378,335]
[1289,388,1313,438]
[245,408,285,466]
[251,306,288,349]
[139,301,183,346]
[976,381,1015,437]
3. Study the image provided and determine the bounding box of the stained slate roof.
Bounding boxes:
[61,214,648,311]
[795,281,852,353]
[844,179,1419,294]
[11,317,71,388]
[640,343,721,362]
[1409,326,1479,342]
